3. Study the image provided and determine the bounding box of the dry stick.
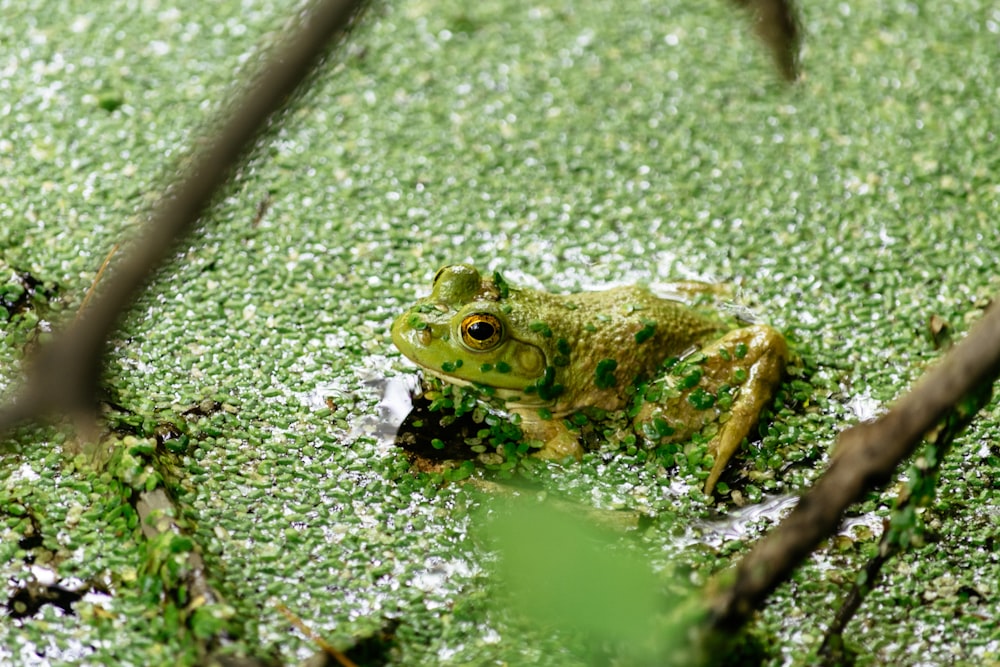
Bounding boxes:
[275,602,360,667]
[76,243,120,324]
[816,381,990,663]
[0,0,366,436]
[135,487,219,605]
[730,0,802,82]
[709,299,1000,630]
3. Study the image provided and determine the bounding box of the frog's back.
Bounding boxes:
[508,284,724,413]
[558,285,723,354]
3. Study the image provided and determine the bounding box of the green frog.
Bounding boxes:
[390,265,788,494]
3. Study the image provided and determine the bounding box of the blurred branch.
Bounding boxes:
[0,0,367,437]
[709,300,1000,630]
[731,0,802,81]
[816,379,991,664]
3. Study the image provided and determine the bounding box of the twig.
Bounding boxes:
[275,602,359,667]
[708,299,1000,630]
[731,0,802,82]
[76,243,120,324]
[817,380,991,663]
[0,0,367,437]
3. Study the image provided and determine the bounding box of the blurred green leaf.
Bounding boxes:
[484,500,685,658]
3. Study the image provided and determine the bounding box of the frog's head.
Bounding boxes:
[391,265,553,402]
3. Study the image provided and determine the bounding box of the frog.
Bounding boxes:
[390,264,788,495]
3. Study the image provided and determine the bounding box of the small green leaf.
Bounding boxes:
[634,321,656,344]
[687,388,716,410]
[594,358,618,389]
[529,321,553,337]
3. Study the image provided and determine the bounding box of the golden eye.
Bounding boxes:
[460,313,503,350]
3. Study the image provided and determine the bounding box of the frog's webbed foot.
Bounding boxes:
[702,325,787,495]
[519,414,585,461]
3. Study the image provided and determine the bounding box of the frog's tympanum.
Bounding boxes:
[391,265,788,494]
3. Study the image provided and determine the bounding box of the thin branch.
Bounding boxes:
[75,243,120,324]
[817,380,990,663]
[0,0,367,436]
[730,0,802,81]
[708,300,1000,630]
[275,602,360,667]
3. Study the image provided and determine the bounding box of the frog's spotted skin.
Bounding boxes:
[391,265,788,494]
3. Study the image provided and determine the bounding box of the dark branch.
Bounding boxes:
[817,379,991,663]
[709,299,1000,629]
[0,0,367,437]
[731,0,802,81]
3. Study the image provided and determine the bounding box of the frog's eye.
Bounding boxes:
[460,313,503,350]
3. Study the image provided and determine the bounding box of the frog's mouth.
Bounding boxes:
[416,366,557,417]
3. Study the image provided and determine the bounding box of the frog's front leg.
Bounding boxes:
[701,325,788,495]
[515,411,585,461]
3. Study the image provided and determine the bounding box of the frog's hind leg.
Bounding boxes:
[703,325,788,496]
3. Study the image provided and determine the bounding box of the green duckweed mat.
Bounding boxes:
[1,0,999,664]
